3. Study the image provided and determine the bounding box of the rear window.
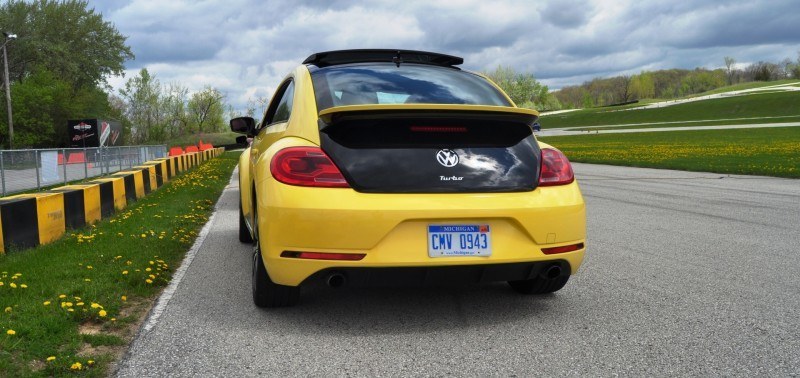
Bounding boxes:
[310,63,511,111]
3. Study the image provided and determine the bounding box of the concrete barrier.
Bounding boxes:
[0,147,225,253]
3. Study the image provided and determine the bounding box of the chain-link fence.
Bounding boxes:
[0,145,167,196]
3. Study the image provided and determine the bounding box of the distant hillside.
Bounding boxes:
[553,56,800,109]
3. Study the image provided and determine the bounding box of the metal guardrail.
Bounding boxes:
[0,145,167,196]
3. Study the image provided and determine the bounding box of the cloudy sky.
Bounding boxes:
[90,0,800,111]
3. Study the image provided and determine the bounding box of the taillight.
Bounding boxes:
[270,147,350,188]
[539,148,574,186]
[410,126,467,133]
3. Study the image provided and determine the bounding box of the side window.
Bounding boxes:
[263,80,295,128]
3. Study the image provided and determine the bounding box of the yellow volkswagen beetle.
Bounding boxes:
[231,50,585,307]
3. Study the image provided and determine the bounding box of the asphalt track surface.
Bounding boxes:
[116,164,800,376]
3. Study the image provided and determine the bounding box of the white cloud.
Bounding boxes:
[95,0,800,111]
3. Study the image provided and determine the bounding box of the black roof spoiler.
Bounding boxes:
[303,49,464,68]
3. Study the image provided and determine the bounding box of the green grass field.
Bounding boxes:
[685,79,799,97]
[539,127,800,178]
[570,115,800,131]
[0,152,238,376]
[542,91,800,128]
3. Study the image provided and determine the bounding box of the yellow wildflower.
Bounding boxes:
[46,356,56,362]
[20,284,27,289]
[43,301,51,306]
[3,307,11,313]
[71,362,82,370]
[145,279,153,284]
[121,296,127,301]
[59,294,66,299]
[122,270,129,275]
[6,329,16,335]
[10,283,17,288]
[87,360,95,366]
[99,310,107,317]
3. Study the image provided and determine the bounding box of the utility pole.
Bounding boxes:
[2,32,16,149]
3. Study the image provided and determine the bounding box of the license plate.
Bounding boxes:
[428,224,491,257]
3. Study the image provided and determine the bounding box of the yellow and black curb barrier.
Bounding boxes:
[0,148,224,253]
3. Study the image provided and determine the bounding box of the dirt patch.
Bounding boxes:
[28,358,45,372]
[78,322,103,335]
[101,296,158,374]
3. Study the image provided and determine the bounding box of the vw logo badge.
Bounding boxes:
[436,149,459,167]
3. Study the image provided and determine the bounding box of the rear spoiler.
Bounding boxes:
[318,104,539,128]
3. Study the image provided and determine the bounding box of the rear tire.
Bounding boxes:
[238,201,253,243]
[508,273,569,294]
[251,212,299,308]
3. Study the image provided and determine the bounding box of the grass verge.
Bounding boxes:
[541,91,800,128]
[539,127,800,178]
[0,151,238,376]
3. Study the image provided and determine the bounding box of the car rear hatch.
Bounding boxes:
[318,104,541,193]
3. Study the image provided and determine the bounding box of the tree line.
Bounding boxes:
[554,54,800,109]
[0,0,231,149]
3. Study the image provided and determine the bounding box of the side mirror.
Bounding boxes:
[230,117,256,135]
[235,135,248,145]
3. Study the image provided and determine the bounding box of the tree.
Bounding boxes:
[629,71,655,100]
[724,56,736,84]
[0,0,133,147]
[119,68,163,142]
[161,83,189,137]
[484,66,549,109]
[611,75,633,104]
[187,87,225,133]
[0,0,133,88]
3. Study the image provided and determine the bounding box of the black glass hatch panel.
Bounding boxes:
[320,118,540,193]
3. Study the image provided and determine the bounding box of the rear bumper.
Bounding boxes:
[256,178,586,286]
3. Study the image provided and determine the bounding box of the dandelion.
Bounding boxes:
[6,329,15,335]
[59,294,66,299]
[141,234,147,238]
[87,360,95,366]
[71,362,82,370]
[76,302,84,307]
[145,279,153,284]
[10,283,17,289]
[20,284,27,289]
[99,310,107,317]
[3,307,11,313]
[84,278,91,282]
[111,318,117,322]
[90,303,102,309]
[122,270,129,275]
[121,296,127,302]
[46,356,56,362]
[43,301,51,306]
